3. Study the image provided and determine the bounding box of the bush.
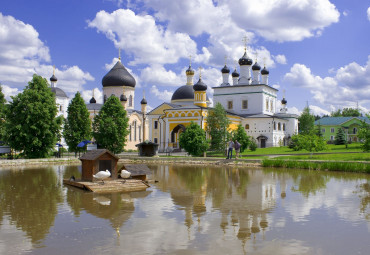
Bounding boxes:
[249,138,257,151]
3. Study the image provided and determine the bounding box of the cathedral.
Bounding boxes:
[147,45,298,151]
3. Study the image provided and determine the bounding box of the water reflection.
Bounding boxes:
[0,164,369,255]
[0,167,62,244]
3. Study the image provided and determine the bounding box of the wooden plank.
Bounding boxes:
[63,179,149,193]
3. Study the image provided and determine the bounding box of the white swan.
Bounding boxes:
[93,170,111,184]
[120,169,131,179]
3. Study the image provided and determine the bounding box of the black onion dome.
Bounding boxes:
[232,69,240,77]
[281,98,287,105]
[193,79,207,91]
[90,97,96,104]
[51,87,67,98]
[102,61,136,87]
[221,65,230,73]
[120,94,127,102]
[171,85,194,101]
[252,62,261,71]
[186,65,195,75]
[141,97,147,104]
[238,52,253,66]
[50,74,57,82]
[261,67,269,75]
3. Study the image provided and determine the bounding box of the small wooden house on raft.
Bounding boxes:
[79,149,119,181]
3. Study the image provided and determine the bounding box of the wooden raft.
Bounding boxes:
[63,179,150,193]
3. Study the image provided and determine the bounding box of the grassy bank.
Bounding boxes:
[262,159,370,173]
[274,153,370,161]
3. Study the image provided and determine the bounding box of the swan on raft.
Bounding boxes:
[120,170,131,179]
[93,170,111,184]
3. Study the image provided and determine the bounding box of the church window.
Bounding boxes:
[266,99,269,111]
[60,105,62,111]
[154,121,158,129]
[134,121,137,141]
[129,125,132,141]
[331,128,335,133]
[273,122,276,130]
[242,100,248,109]
[278,122,281,131]
[129,95,133,107]
[139,125,141,142]
[227,100,233,110]
[245,124,250,130]
[283,123,286,131]
[270,100,273,112]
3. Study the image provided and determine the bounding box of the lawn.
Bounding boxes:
[274,153,370,161]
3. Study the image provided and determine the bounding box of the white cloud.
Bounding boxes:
[87,9,198,66]
[150,85,173,102]
[0,13,94,96]
[309,105,330,116]
[284,56,370,111]
[274,55,287,65]
[141,65,184,87]
[224,0,340,42]
[367,7,370,21]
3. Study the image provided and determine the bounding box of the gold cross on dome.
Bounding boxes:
[118,48,121,61]
[53,65,55,75]
[263,57,267,67]
[198,66,203,79]
[224,55,228,65]
[283,89,286,98]
[189,55,192,66]
[242,35,249,52]
[255,52,258,62]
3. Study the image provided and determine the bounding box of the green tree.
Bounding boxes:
[358,114,370,152]
[206,102,230,152]
[334,128,346,145]
[179,122,209,156]
[64,92,92,154]
[299,106,315,134]
[316,122,323,137]
[232,124,250,152]
[249,138,257,151]
[331,109,342,117]
[342,108,361,117]
[5,75,62,158]
[289,132,327,152]
[92,95,129,154]
[0,85,7,142]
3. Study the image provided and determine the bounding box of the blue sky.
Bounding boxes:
[1,0,369,115]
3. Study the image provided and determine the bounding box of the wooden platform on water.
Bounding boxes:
[63,178,150,193]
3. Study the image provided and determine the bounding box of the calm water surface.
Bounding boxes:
[0,164,369,255]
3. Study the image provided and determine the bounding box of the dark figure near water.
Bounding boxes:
[226,139,234,159]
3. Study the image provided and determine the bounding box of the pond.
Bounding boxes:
[0,164,369,255]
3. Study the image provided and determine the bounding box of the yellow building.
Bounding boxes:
[147,64,241,152]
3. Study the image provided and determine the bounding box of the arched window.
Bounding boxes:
[245,124,250,130]
[283,123,286,131]
[273,122,276,130]
[129,125,132,141]
[129,95,133,107]
[134,121,137,141]
[270,100,273,112]
[266,99,269,111]
[278,122,281,131]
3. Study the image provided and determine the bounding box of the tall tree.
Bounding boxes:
[92,95,129,154]
[206,102,230,152]
[358,113,370,152]
[179,122,209,157]
[5,75,62,158]
[342,108,361,117]
[335,128,346,145]
[298,106,315,135]
[64,92,92,154]
[0,85,7,142]
[232,124,250,152]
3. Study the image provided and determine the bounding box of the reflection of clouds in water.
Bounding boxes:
[0,216,33,254]
[252,239,313,255]
[286,180,365,223]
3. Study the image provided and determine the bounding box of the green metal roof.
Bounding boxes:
[315,117,370,125]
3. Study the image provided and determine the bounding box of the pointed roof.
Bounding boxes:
[79,149,119,161]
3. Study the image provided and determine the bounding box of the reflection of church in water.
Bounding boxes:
[151,165,286,248]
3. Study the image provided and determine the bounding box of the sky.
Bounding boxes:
[1,0,370,116]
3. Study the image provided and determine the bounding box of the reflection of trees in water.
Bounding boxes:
[356,181,370,219]
[63,165,82,180]
[0,168,62,244]
[66,188,150,231]
[291,171,329,197]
